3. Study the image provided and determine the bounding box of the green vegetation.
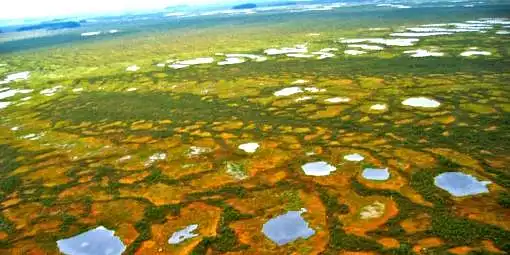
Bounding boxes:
[186,185,248,201]
[0,214,15,234]
[0,175,21,194]
[225,161,248,180]
[431,215,510,250]
[0,145,21,174]
[144,204,181,222]
[280,190,305,211]
[497,192,510,208]
[192,205,252,254]
[409,169,452,206]
[318,187,349,214]
[125,219,152,254]
[327,217,382,253]
[353,176,510,251]
[59,213,78,232]
[0,2,509,254]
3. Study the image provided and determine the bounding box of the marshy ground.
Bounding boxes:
[0,2,509,255]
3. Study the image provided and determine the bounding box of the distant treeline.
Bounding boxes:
[232,3,257,10]
[16,21,81,32]
[267,1,298,7]
[232,2,300,9]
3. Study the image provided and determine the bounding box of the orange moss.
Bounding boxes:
[159,119,173,125]
[417,237,443,247]
[279,135,301,146]
[481,240,504,253]
[309,166,356,190]
[6,240,55,255]
[309,105,348,119]
[339,252,379,255]
[59,183,114,201]
[150,136,182,150]
[119,183,190,206]
[130,121,153,130]
[226,189,285,215]
[15,155,70,175]
[297,104,319,114]
[219,132,238,140]
[2,197,22,208]
[293,127,311,134]
[136,202,221,254]
[97,121,126,130]
[277,126,294,133]
[426,148,483,171]
[212,121,244,131]
[256,170,288,185]
[118,171,150,184]
[377,238,400,249]
[392,148,436,170]
[453,197,510,231]
[448,246,473,255]
[28,219,61,237]
[328,79,355,86]
[230,218,275,252]
[395,119,414,125]
[417,115,456,126]
[304,127,330,141]
[189,171,237,190]
[160,161,213,179]
[365,138,388,147]
[400,213,432,234]
[90,199,145,224]
[46,203,89,223]
[341,196,399,237]
[263,140,279,149]
[484,156,509,169]
[337,132,372,145]
[438,115,456,124]
[262,124,273,132]
[413,237,443,254]
[122,135,154,144]
[173,125,200,133]
[299,191,329,254]
[246,150,291,176]
[3,202,44,231]
[189,129,212,137]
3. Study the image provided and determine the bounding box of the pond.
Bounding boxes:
[301,161,337,176]
[56,226,125,255]
[362,168,390,181]
[262,209,315,246]
[434,172,491,197]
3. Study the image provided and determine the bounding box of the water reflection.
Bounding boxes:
[344,153,365,162]
[262,209,315,246]
[362,168,390,180]
[434,172,491,197]
[56,226,126,255]
[301,161,336,176]
[238,142,260,153]
[168,224,199,244]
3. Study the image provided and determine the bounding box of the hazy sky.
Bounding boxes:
[0,0,234,19]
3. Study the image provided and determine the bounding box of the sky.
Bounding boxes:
[0,0,237,20]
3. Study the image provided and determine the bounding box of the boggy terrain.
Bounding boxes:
[0,3,509,255]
